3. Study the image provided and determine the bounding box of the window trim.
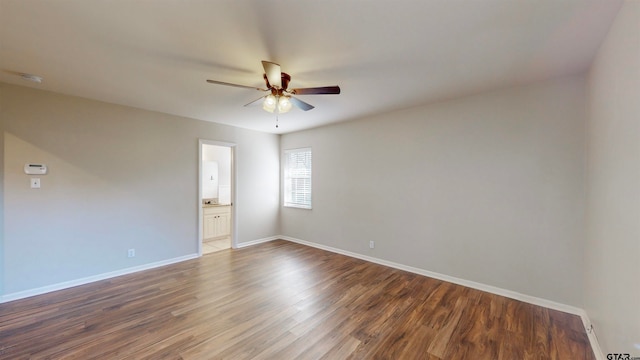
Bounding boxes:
[283,147,312,210]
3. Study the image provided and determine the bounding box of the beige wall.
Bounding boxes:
[281,75,587,306]
[586,1,640,355]
[0,83,280,295]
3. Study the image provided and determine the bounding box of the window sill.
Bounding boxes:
[284,204,312,210]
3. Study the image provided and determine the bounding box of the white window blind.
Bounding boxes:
[284,148,312,209]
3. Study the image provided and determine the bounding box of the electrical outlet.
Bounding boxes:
[369,241,375,249]
[127,249,135,258]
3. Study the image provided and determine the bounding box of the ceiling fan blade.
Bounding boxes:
[290,96,315,111]
[206,79,266,91]
[262,61,282,89]
[291,86,341,95]
[243,96,266,107]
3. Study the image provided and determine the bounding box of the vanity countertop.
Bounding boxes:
[203,203,231,208]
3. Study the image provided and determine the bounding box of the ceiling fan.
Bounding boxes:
[206,61,340,114]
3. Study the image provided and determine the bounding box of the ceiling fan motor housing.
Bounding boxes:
[264,72,291,93]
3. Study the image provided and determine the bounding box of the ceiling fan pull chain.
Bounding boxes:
[275,113,279,128]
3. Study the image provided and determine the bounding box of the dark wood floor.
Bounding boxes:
[0,240,594,359]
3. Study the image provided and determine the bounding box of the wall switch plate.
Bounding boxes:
[30,178,41,189]
[127,249,135,258]
[369,241,375,249]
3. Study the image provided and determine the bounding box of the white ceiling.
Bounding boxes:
[0,0,623,134]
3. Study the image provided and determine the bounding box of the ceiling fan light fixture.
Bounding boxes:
[278,96,293,113]
[262,94,277,113]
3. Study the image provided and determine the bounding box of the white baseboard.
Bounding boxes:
[0,253,199,304]
[0,234,282,303]
[0,235,282,303]
[278,235,604,360]
[235,235,280,248]
[580,313,605,360]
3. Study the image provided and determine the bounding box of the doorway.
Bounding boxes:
[198,140,235,255]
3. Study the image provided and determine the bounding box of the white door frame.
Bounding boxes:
[198,139,237,256]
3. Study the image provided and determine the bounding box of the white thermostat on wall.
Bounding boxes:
[24,163,48,175]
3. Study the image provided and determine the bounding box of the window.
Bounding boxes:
[284,148,312,209]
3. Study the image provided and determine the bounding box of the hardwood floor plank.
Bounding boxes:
[0,240,595,359]
[427,296,469,358]
[319,335,361,360]
[442,296,500,359]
